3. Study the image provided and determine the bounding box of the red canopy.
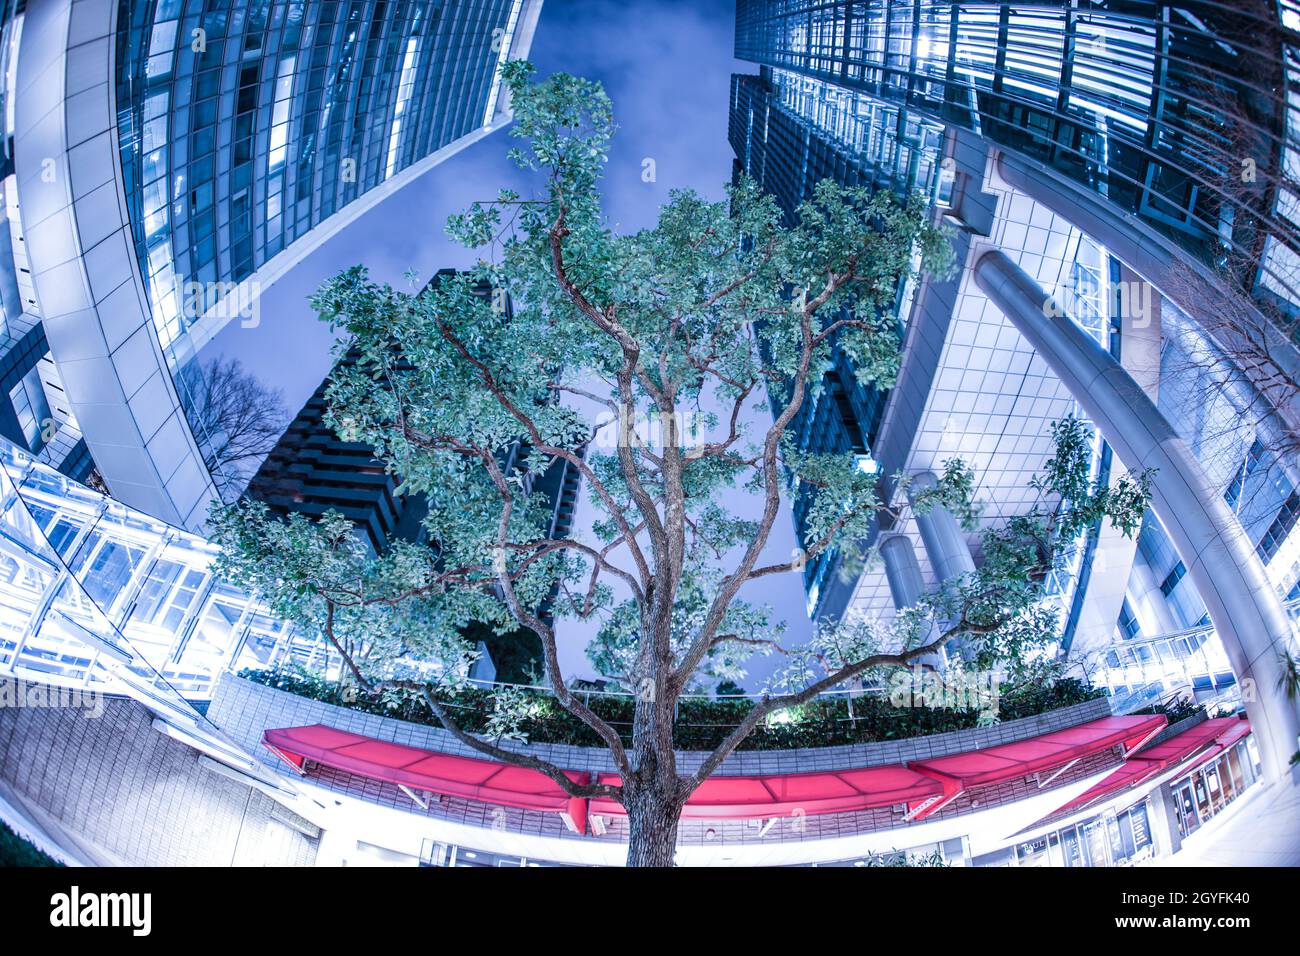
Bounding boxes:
[1043,760,1163,820]
[263,724,589,833]
[1124,717,1249,775]
[261,712,1175,836]
[908,714,1167,789]
[587,764,953,820]
[1036,717,1251,822]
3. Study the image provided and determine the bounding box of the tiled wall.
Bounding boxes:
[0,677,318,866]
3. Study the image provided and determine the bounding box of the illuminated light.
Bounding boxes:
[805,581,820,619]
[765,707,799,728]
[385,39,419,179]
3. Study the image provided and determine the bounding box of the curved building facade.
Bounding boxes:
[10,0,541,529]
[731,0,1300,780]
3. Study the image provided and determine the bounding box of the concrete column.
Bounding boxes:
[905,473,978,663]
[879,533,947,670]
[908,471,977,582]
[880,533,925,606]
[1068,262,1160,654]
[974,248,1300,782]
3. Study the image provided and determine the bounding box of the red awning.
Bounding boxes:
[261,712,1182,836]
[587,764,953,820]
[1036,717,1251,822]
[1043,760,1164,819]
[262,724,589,833]
[908,714,1167,789]
[1127,717,1250,775]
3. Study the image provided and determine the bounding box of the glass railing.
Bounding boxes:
[1080,599,1300,706]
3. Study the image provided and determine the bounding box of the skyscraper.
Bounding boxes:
[730,66,947,617]
[248,269,580,551]
[732,0,1300,777]
[246,270,583,678]
[734,0,1296,310]
[9,0,542,528]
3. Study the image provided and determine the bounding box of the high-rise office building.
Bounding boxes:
[730,67,947,615]
[732,0,1300,778]
[734,0,1297,310]
[246,347,428,553]
[248,270,581,555]
[9,0,542,529]
[246,270,583,678]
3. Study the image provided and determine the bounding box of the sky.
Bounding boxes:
[203,0,812,685]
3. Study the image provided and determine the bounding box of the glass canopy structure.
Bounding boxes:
[0,432,322,702]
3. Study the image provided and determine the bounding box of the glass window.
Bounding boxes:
[1257,491,1300,562]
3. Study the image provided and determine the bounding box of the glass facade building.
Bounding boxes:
[730,68,944,611]
[731,0,1300,678]
[113,0,530,359]
[0,4,96,483]
[11,0,542,528]
[731,65,1113,624]
[735,0,1298,313]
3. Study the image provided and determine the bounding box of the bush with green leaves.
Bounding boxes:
[0,820,63,867]
[240,667,1102,751]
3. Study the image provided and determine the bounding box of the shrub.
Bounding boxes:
[0,820,63,867]
[238,669,1104,751]
[1135,696,1205,725]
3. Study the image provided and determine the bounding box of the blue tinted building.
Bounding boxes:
[732,0,1300,623]
[730,68,945,614]
[0,5,95,481]
[10,0,542,527]
[735,0,1298,312]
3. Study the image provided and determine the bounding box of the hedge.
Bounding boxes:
[0,820,63,867]
[238,669,1105,751]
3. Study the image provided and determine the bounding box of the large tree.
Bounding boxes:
[211,63,1151,866]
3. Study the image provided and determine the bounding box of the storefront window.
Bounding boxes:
[1015,836,1050,867]
[1007,800,1154,868]
[1171,741,1258,838]
[1081,818,1111,867]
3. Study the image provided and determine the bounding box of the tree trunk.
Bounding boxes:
[624,784,683,867]
[624,683,683,867]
